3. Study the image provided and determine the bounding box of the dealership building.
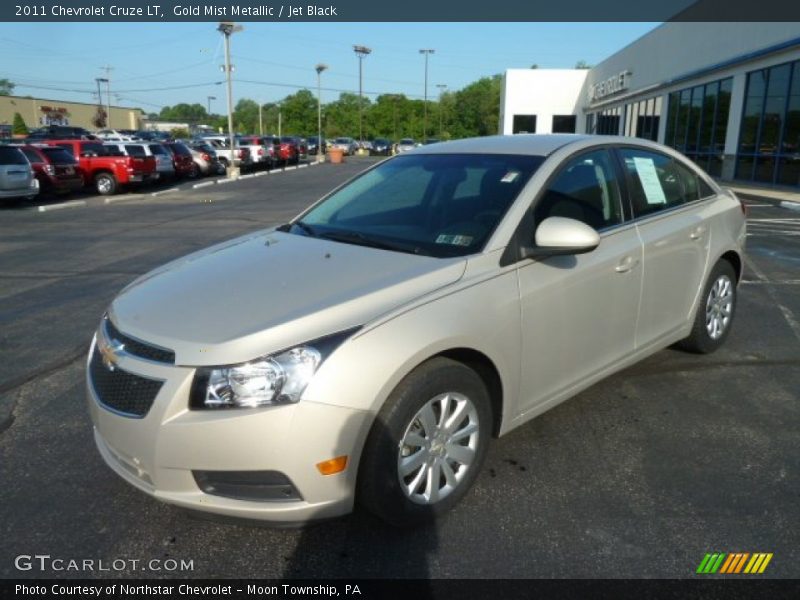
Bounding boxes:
[0,95,144,135]
[500,22,800,187]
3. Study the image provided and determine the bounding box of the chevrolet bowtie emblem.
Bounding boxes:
[97,333,125,371]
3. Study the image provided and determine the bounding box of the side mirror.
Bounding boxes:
[523,216,601,258]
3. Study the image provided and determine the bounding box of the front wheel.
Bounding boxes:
[678,260,737,354]
[357,357,492,526]
[94,173,117,195]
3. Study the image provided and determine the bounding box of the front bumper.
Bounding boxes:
[86,336,372,523]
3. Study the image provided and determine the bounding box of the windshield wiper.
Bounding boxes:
[278,220,317,237]
[317,230,424,255]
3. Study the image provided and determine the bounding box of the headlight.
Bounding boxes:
[190,329,359,410]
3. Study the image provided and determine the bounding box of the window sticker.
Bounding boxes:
[435,234,473,246]
[500,171,520,183]
[632,157,667,205]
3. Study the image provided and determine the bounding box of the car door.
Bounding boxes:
[616,147,711,348]
[516,148,643,412]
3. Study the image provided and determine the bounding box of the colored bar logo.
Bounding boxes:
[696,553,773,574]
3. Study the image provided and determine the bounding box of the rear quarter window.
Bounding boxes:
[620,148,703,218]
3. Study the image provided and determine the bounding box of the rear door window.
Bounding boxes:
[125,145,146,157]
[619,148,704,218]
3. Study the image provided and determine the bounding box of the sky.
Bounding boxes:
[0,22,660,114]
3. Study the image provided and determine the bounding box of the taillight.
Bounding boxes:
[201,152,211,162]
[258,148,264,155]
[44,164,55,176]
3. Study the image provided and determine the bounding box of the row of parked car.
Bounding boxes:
[0,129,312,202]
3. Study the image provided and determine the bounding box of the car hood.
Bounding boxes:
[109,230,466,366]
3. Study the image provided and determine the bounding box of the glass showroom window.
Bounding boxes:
[596,107,622,135]
[664,77,732,177]
[736,60,800,186]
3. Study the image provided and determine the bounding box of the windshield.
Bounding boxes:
[288,153,544,258]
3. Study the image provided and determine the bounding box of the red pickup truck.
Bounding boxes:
[43,139,155,195]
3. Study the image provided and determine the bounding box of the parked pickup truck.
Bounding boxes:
[43,139,155,195]
[201,137,252,170]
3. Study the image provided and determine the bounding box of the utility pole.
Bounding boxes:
[353,45,371,145]
[277,102,282,137]
[218,21,243,178]
[316,64,328,162]
[436,84,447,137]
[258,102,263,136]
[100,65,112,128]
[419,49,434,141]
[94,78,106,126]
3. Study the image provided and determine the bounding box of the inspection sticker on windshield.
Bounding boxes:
[436,234,473,246]
[501,171,520,183]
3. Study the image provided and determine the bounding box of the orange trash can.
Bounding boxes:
[328,148,344,164]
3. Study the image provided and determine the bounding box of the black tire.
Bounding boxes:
[357,357,492,526]
[94,172,117,195]
[677,260,738,354]
[188,163,201,179]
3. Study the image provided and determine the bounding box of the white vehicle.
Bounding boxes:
[201,137,252,169]
[95,130,142,142]
[88,135,746,526]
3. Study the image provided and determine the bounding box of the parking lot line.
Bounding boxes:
[36,200,87,212]
[284,166,297,171]
[103,194,140,204]
[745,256,800,342]
[216,178,236,185]
[254,171,269,177]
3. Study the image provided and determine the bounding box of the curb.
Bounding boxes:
[35,200,87,212]
[780,200,800,212]
[151,187,180,197]
[192,181,216,189]
[103,194,139,204]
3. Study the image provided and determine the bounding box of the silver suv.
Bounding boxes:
[0,145,39,202]
[87,135,746,526]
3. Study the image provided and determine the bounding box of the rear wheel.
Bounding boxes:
[678,260,737,354]
[358,357,491,526]
[94,172,117,195]
[188,163,201,179]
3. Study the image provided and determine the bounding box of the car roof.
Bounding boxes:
[409,134,603,156]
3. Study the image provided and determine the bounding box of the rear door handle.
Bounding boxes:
[615,256,639,273]
[689,226,706,240]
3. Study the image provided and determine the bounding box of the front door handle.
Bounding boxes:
[615,256,639,273]
[689,226,706,240]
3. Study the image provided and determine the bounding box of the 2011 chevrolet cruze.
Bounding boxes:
[87,134,746,526]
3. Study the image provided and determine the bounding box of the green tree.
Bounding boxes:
[12,112,28,135]
[158,103,208,124]
[0,79,15,96]
[448,75,502,138]
[324,92,370,139]
[170,127,190,139]
[574,60,591,69]
[280,89,318,135]
[232,98,259,133]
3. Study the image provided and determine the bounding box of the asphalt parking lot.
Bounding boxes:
[0,158,798,579]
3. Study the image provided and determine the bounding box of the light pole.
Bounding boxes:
[436,84,447,137]
[277,102,282,137]
[206,95,216,115]
[315,63,328,162]
[258,102,263,135]
[419,49,435,141]
[218,21,243,178]
[353,45,371,145]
